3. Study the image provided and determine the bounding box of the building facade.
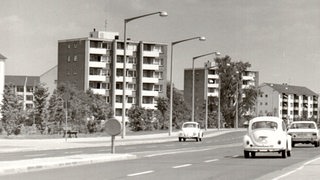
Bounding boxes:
[5,76,40,110]
[184,61,259,116]
[257,83,319,123]
[58,30,168,120]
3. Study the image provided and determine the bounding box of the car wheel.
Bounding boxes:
[179,137,182,142]
[244,151,250,158]
[183,138,186,142]
[315,141,319,147]
[281,150,287,158]
[292,142,295,147]
[196,137,199,142]
[199,138,202,142]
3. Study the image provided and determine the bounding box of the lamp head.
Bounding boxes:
[199,36,206,41]
[215,52,221,56]
[159,11,168,17]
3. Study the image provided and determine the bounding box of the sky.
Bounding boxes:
[1,0,320,92]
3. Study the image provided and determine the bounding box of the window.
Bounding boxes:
[265,102,268,105]
[265,94,268,98]
[26,95,33,101]
[127,97,134,103]
[116,95,122,103]
[17,86,24,92]
[26,104,33,109]
[68,44,71,48]
[74,55,78,62]
[74,43,77,48]
[67,56,71,62]
[26,86,33,92]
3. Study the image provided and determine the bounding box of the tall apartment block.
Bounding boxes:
[257,83,319,123]
[184,61,259,115]
[4,76,40,110]
[58,30,167,120]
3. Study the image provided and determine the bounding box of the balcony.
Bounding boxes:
[142,64,159,70]
[142,77,159,84]
[242,76,254,81]
[208,74,219,79]
[142,90,159,96]
[91,89,106,95]
[208,83,219,88]
[143,51,159,57]
[88,75,106,82]
[116,49,133,56]
[89,61,106,68]
[89,48,106,55]
[141,104,157,109]
[115,76,133,83]
[208,92,219,97]
[115,62,133,69]
[115,89,133,96]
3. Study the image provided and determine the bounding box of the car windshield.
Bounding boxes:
[289,123,315,129]
[252,121,278,130]
[183,123,196,128]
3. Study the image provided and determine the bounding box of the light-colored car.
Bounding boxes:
[243,116,292,158]
[178,122,203,142]
[287,121,319,147]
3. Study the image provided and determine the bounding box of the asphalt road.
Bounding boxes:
[3,131,320,180]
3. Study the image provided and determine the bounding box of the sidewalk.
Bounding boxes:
[0,129,232,176]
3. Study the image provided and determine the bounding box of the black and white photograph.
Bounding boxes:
[0,0,320,179]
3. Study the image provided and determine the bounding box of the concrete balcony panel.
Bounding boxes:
[242,76,254,81]
[89,61,106,68]
[116,49,133,56]
[115,63,133,69]
[115,76,133,83]
[142,77,159,84]
[142,64,159,70]
[208,83,219,88]
[89,48,106,55]
[143,51,159,57]
[208,92,219,97]
[91,88,106,95]
[208,74,219,79]
[88,75,106,82]
[141,104,157,109]
[142,90,159,96]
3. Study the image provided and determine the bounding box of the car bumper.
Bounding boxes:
[244,146,286,152]
[292,137,318,143]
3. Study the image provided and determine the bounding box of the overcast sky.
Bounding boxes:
[1,0,320,92]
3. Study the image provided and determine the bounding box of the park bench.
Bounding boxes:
[62,127,78,138]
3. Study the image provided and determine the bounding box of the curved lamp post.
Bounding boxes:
[192,52,220,125]
[169,36,206,136]
[122,11,168,138]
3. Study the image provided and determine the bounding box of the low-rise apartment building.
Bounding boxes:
[257,83,319,123]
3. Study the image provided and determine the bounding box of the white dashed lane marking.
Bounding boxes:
[127,170,154,177]
[172,164,192,169]
[24,154,47,157]
[204,159,219,163]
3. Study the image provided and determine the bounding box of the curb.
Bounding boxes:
[0,153,137,176]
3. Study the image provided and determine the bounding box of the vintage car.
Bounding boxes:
[178,122,203,142]
[287,121,320,147]
[243,116,292,158]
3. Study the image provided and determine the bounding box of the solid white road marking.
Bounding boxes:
[232,155,240,158]
[204,159,219,163]
[64,151,82,154]
[172,164,192,169]
[127,170,154,177]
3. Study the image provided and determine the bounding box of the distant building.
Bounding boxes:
[5,76,40,110]
[257,83,319,123]
[0,53,7,118]
[57,29,168,120]
[184,61,259,116]
[40,65,57,95]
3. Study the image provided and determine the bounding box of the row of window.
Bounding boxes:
[259,102,317,108]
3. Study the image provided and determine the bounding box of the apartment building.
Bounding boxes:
[4,76,40,110]
[184,61,259,115]
[58,30,168,120]
[257,83,318,123]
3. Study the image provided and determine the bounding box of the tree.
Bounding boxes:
[166,83,191,129]
[47,89,65,132]
[33,83,49,130]
[128,106,155,131]
[1,83,24,135]
[155,96,168,129]
[215,55,257,128]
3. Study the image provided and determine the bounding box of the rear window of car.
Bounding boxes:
[289,123,315,129]
[183,123,196,128]
[252,121,278,130]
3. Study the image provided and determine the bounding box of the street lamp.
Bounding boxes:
[169,36,206,136]
[192,52,220,123]
[122,11,168,138]
[235,70,240,129]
